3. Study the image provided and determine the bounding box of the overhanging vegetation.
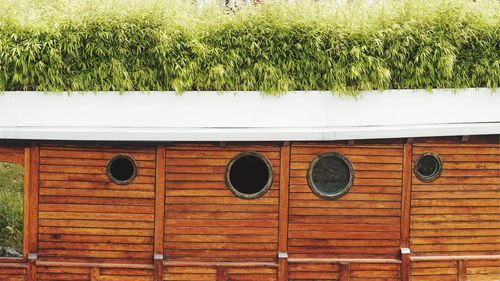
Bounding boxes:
[0,0,498,93]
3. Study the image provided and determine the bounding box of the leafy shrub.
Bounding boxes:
[0,162,24,257]
[0,0,498,93]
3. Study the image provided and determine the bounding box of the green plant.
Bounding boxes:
[0,0,498,94]
[0,162,24,256]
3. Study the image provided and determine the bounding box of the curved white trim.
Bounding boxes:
[0,123,498,141]
[0,89,499,141]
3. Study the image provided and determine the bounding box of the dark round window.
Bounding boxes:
[107,155,137,184]
[225,152,273,199]
[414,152,442,182]
[308,152,354,199]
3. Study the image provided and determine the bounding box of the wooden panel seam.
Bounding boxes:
[154,145,166,281]
[278,142,291,281]
[90,267,100,281]
[23,147,31,262]
[339,262,350,281]
[36,261,154,269]
[458,260,467,281]
[163,261,278,267]
[410,255,500,261]
[400,143,412,281]
[287,258,401,264]
[217,267,228,281]
[28,145,39,281]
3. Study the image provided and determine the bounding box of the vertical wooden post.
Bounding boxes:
[154,145,166,281]
[27,145,39,281]
[278,253,289,281]
[278,142,291,281]
[154,258,164,281]
[23,147,31,262]
[27,259,36,281]
[400,143,413,281]
[90,267,100,281]
[458,260,468,281]
[339,262,350,281]
[217,268,228,281]
[400,248,411,281]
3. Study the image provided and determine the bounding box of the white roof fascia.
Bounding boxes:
[0,88,498,141]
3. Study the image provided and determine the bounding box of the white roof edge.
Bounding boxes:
[1,89,499,141]
[1,123,499,142]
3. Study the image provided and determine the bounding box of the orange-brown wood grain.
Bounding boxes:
[288,143,404,260]
[278,143,291,281]
[37,145,156,264]
[0,264,27,281]
[154,145,166,281]
[163,144,280,263]
[1,137,499,280]
[410,143,500,257]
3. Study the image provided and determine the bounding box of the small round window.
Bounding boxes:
[107,155,137,184]
[414,152,442,182]
[225,152,273,199]
[308,152,354,199]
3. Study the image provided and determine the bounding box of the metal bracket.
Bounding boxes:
[278,252,288,259]
[28,253,38,261]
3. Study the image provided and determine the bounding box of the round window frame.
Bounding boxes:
[307,152,354,200]
[225,151,274,199]
[413,152,443,183]
[106,154,138,185]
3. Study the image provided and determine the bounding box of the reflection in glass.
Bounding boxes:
[416,155,439,177]
[309,153,353,199]
[0,162,23,257]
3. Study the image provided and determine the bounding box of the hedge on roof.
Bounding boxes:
[0,0,498,93]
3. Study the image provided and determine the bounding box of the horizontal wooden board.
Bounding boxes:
[37,266,89,281]
[0,265,26,281]
[163,265,277,281]
[0,147,25,166]
[467,259,500,281]
[288,262,400,281]
[410,261,457,281]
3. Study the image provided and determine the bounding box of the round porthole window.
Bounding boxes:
[308,152,354,199]
[107,154,137,184]
[414,152,442,182]
[225,152,273,199]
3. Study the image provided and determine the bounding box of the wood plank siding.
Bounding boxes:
[37,145,156,264]
[288,143,404,259]
[0,264,26,281]
[0,137,498,280]
[164,143,281,264]
[410,143,500,256]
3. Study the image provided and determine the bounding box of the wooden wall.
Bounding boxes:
[163,265,277,281]
[288,262,401,281]
[288,143,403,260]
[38,145,156,264]
[410,143,500,256]
[0,137,498,281]
[0,264,26,281]
[164,144,280,264]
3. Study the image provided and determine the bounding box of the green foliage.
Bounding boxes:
[0,162,24,256]
[0,0,498,93]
